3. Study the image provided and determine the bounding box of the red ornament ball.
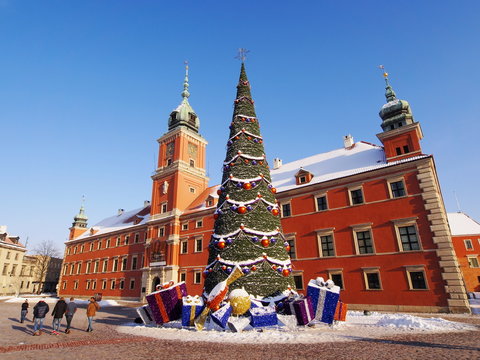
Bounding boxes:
[243,183,252,190]
[216,189,222,195]
[261,238,270,247]
[217,241,226,249]
[244,159,249,164]
[251,265,257,271]
[271,187,277,194]
[237,206,247,214]
[285,245,291,252]
[282,269,290,277]
[235,136,240,140]
[272,208,279,216]
[272,265,277,270]
[214,213,219,220]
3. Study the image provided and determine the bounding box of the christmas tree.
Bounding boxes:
[204,60,295,299]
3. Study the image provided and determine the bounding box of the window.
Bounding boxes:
[125,236,129,245]
[195,238,203,252]
[119,279,125,290]
[92,280,97,290]
[103,259,108,272]
[116,237,121,246]
[465,239,474,250]
[189,187,196,194]
[406,268,428,290]
[194,271,202,284]
[180,272,186,282]
[293,274,304,290]
[389,180,406,198]
[399,225,420,251]
[190,159,195,167]
[74,281,79,290]
[316,195,328,211]
[62,281,67,290]
[161,203,168,213]
[80,244,85,253]
[102,280,107,290]
[2,264,7,275]
[403,145,410,154]
[10,264,17,276]
[395,147,402,155]
[329,272,344,290]
[70,264,75,275]
[354,229,374,254]
[180,240,188,254]
[98,241,101,250]
[86,262,91,274]
[196,220,203,228]
[350,188,364,205]
[106,239,110,248]
[132,256,138,270]
[94,261,99,273]
[363,269,381,290]
[158,227,165,237]
[74,246,77,254]
[182,223,188,231]
[111,279,116,290]
[281,203,291,217]
[130,279,135,290]
[90,243,94,251]
[299,176,307,184]
[319,234,335,257]
[167,158,172,166]
[122,257,128,271]
[76,263,81,274]
[286,238,296,259]
[468,256,479,268]
[86,280,91,290]
[113,258,119,272]
[63,265,68,276]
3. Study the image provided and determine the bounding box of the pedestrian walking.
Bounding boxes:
[51,297,67,335]
[32,299,50,335]
[65,297,77,334]
[86,297,100,332]
[20,299,29,323]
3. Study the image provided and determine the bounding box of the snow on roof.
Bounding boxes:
[270,141,428,192]
[74,205,150,240]
[183,185,220,214]
[447,212,480,236]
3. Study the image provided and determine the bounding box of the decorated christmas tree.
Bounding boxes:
[204,58,295,299]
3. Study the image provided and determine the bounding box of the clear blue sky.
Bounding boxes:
[1,1,479,254]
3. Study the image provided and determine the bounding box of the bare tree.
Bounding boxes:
[32,240,60,294]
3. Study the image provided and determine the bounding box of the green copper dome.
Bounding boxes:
[379,77,414,132]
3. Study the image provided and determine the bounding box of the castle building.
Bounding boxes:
[58,65,471,313]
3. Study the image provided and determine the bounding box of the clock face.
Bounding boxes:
[166,142,175,156]
[188,143,198,158]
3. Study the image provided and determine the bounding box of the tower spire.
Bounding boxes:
[380,66,397,102]
[181,61,190,99]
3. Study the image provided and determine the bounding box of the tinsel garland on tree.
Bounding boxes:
[203,63,295,299]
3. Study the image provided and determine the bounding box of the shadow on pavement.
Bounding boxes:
[11,325,32,335]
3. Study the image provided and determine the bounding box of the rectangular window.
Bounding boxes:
[102,280,107,290]
[189,187,196,193]
[161,203,168,213]
[468,256,480,268]
[106,239,110,248]
[70,264,75,275]
[86,262,91,274]
[74,246,77,254]
[390,180,406,198]
[94,261,99,273]
[399,226,420,251]
[62,281,67,290]
[111,280,116,290]
[286,238,296,259]
[119,279,125,290]
[320,235,335,257]
[2,264,8,276]
[195,238,203,252]
[281,203,291,217]
[403,145,410,154]
[103,259,108,272]
[122,257,128,271]
[132,256,138,270]
[350,188,364,205]
[196,220,203,228]
[465,239,474,250]
[158,227,165,237]
[10,264,17,276]
[356,230,374,254]
[81,244,85,253]
[293,274,304,290]
[90,243,94,251]
[330,273,344,290]
[134,234,139,243]
[182,223,188,231]
[98,241,101,250]
[125,236,129,245]
[180,272,186,282]
[76,263,81,274]
[190,159,195,167]
[86,280,91,290]
[74,281,79,290]
[130,279,135,290]
[364,271,381,290]
[116,237,121,247]
[194,271,202,284]
[92,281,97,290]
[180,240,188,254]
[407,270,428,290]
[316,195,328,211]
[113,258,119,272]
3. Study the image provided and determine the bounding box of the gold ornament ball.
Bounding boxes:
[229,289,251,316]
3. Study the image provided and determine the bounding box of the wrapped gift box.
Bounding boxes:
[289,297,314,325]
[146,281,188,325]
[250,305,278,328]
[211,303,232,329]
[136,305,155,326]
[333,301,347,322]
[181,295,205,327]
[227,316,251,332]
[307,277,340,325]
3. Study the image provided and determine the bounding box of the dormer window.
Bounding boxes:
[294,169,314,185]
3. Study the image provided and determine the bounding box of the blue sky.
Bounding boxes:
[1,1,479,253]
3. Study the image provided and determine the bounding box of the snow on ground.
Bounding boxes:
[117,311,477,344]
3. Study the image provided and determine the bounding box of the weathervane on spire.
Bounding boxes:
[378,65,390,85]
[235,48,250,62]
[182,60,190,99]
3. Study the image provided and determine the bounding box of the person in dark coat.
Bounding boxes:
[20,299,29,323]
[51,297,67,334]
[33,299,50,335]
[65,297,77,334]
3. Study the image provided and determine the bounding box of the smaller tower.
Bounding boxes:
[376,69,423,162]
[69,203,88,240]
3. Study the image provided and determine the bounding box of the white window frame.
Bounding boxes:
[348,185,364,206]
[182,222,188,231]
[464,239,474,250]
[314,193,328,212]
[467,255,480,268]
[180,239,188,254]
[195,237,203,253]
[404,265,429,290]
[196,219,203,228]
[102,279,107,290]
[362,267,382,290]
[179,271,187,282]
[121,257,128,271]
[111,279,116,290]
[193,270,202,284]
[158,226,165,237]
[328,269,344,290]
[292,271,304,290]
[161,202,168,214]
[130,279,135,290]
[102,259,108,272]
[316,228,336,258]
[392,217,422,252]
[387,176,407,199]
[73,281,79,290]
[351,223,375,255]
[280,201,292,217]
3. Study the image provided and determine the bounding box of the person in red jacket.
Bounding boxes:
[86,297,100,332]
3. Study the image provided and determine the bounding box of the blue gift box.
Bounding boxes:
[181,295,205,327]
[307,278,340,325]
[211,304,232,329]
[250,306,278,327]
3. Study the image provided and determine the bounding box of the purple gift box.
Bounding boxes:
[146,282,188,325]
[289,297,314,325]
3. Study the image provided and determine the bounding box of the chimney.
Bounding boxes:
[144,200,151,207]
[343,134,354,149]
[117,209,124,216]
[273,158,283,170]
